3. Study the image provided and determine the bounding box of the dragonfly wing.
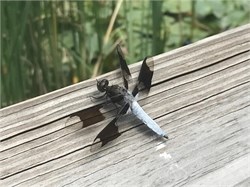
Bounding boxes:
[130,101,167,138]
[93,103,130,147]
[93,117,120,147]
[117,45,131,90]
[132,57,154,97]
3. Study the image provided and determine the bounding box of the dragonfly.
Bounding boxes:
[93,45,168,147]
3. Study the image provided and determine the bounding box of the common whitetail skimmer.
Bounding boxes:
[93,45,168,147]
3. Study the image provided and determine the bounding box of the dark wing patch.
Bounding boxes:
[93,117,121,147]
[93,103,130,147]
[117,45,131,89]
[67,104,104,128]
[132,57,154,96]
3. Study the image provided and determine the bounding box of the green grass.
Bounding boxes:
[1,0,249,108]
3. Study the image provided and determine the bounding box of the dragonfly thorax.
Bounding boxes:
[97,79,109,92]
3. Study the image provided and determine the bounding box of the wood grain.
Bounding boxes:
[1,24,250,187]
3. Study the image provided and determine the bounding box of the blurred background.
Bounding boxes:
[1,0,249,108]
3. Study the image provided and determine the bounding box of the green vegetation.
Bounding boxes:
[1,0,249,107]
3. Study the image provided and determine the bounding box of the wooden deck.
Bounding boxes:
[1,24,250,187]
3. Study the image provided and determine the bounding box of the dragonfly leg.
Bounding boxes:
[89,93,106,102]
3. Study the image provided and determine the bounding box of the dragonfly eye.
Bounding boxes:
[97,79,109,92]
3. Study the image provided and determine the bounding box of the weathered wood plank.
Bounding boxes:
[0,24,250,186]
[0,24,249,141]
[1,51,249,154]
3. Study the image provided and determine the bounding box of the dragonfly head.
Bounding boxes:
[97,79,109,92]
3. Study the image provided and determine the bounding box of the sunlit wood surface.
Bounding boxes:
[1,24,250,187]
